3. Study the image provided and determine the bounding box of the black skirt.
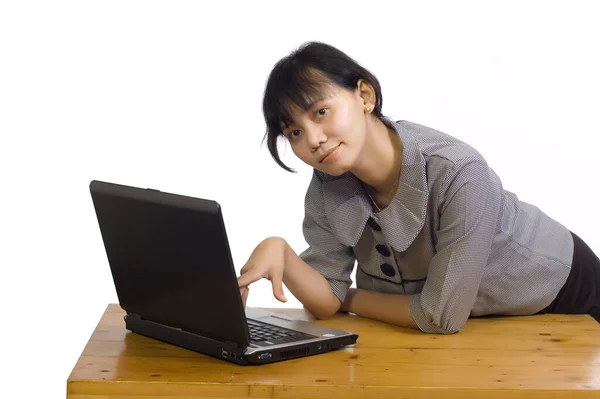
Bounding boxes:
[539,231,600,322]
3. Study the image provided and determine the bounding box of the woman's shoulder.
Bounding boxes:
[396,120,486,166]
[395,120,497,198]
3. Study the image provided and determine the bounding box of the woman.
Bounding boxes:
[236,41,600,334]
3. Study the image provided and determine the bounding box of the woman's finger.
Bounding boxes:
[237,268,262,288]
[240,286,249,308]
[271,272,287,303]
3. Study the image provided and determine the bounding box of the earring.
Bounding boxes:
[365,106,371,112]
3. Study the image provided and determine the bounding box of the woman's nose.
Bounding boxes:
[306,126,327,151]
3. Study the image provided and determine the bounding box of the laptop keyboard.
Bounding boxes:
[247,319,315,346]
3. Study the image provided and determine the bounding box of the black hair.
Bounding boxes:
[262,41,394,172]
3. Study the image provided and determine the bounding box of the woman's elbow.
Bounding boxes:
[422,317,466,334]
[303,299,341,320]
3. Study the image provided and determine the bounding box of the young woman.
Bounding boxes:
[236,41,600,334]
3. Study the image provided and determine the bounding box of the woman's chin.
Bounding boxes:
[316,163,351,176]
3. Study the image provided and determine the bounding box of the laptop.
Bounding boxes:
[89,180,358,365]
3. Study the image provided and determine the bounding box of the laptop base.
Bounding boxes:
[125,312,358,365]
[125,313,248,365]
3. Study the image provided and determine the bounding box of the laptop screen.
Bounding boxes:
[90,180,250,347]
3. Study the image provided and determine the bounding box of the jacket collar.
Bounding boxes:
[320,121,429,251]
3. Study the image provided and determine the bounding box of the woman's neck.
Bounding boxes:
[351,119,403,198]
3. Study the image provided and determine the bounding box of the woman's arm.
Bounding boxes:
[240,171,356,319]
[340,288,419,329]
[238,236,343,319]
[281,238,343,319]
[409,157,502,334]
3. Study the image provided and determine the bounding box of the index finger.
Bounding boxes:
[237,270,261,288]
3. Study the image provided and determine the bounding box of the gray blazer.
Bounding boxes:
[299,120,572,333]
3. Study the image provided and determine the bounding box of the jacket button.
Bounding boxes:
[367,217,382,231]
[376,244,391,257]
[380,263,396,277]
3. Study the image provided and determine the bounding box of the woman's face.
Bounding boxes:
[281,82,371,176]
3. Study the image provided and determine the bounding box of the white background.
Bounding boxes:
[1,1,599,398]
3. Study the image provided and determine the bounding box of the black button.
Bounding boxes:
[380,263,396,277]
[367,217,381,231]
[376,244,391,257]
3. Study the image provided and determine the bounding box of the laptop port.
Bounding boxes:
[258,352,272,360]
[221,349,229,358]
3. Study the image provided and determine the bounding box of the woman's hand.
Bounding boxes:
[239,285,250,308]
[237,236,342,319]
[237,237,288,307]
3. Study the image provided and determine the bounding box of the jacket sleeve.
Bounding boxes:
[299,172,356,303]
[409,157,502,333]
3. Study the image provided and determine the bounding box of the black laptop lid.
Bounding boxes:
[90,180,251,347]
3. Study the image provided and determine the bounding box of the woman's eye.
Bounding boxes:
[291,129,301,138]
[317,108,327,116]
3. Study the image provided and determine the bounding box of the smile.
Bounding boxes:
[319,144,341,163]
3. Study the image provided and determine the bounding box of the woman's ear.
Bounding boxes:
[357,79,377,111]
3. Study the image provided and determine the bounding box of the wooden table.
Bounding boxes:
[67,304,600,398]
